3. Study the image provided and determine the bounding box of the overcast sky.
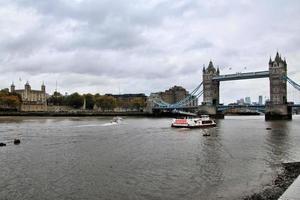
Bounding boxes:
[0,0,299,104]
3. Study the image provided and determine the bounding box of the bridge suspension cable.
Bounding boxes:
[163,84,202,108]
[169,82,203,107]
[153,82,204,108]
[284,76,300,91]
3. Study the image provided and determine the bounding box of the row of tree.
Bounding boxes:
[48,92,147,111]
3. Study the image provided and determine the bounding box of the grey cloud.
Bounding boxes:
[0,0,300,104]
[184,39,214,52]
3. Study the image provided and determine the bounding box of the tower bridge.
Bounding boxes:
[150,52,300,120]
[201,52,290,120]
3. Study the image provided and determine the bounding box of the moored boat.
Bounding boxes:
[171,115,216,128]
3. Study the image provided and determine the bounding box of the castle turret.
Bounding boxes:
[41,82,45,92]
[10,82,15,93]
[25,81,31,91]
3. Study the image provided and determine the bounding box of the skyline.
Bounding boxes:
[0,0,300,104]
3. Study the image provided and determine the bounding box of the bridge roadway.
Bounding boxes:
[213,70,270,81]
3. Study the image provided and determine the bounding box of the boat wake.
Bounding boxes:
[75,117,124,127]
[101,122,120,126]
[75,124,103,128]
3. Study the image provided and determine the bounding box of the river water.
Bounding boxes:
[1,116,300,200]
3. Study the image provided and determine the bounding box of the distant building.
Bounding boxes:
[157,85,198,107]
[237,98,244,105]
[258,95,263,105]
[105,93,147,105]
[10,81,47,111]
[106,93,147,99]
[265,98,270,104]
[105,93,147,111]
[146,93,162,112]
[245,97,251,104]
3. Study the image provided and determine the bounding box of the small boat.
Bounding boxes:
[171,115,216,128]
[111,116,123,123]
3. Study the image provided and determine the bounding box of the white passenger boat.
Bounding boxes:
[171,115,216,128]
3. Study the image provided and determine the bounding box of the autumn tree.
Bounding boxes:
[95,96,117,111]
[130,97,146,111]
[0,90,21,110]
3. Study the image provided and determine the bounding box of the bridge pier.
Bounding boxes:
[198,104,224,119]
[265,103,292,120]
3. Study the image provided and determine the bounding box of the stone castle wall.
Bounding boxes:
[11,82,47,112]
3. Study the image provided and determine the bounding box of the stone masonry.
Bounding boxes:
[202,61,220,105]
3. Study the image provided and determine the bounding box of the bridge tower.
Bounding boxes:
[203,61,220,105]
[266,52,292,120]
[199,61,223,117]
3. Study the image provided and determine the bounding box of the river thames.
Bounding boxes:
[1,116,300,200]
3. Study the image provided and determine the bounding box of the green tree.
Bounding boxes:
[48,91,65,106]
[83,93,95,110]
[65,92,84,109]
[0,88,9,94]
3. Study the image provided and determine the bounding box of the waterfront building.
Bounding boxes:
[104,93,147,111]
[157,85,198,106]
[10,82,47,111]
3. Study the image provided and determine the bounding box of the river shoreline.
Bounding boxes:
[244,162,300,200]
[0,111,151,117]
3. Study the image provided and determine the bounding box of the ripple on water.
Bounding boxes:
[1,116,300,200]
